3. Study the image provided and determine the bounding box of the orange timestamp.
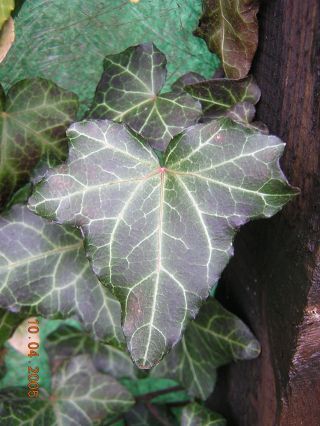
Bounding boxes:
[26,318,40,398]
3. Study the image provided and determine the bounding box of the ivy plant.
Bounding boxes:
[0,1,299,424]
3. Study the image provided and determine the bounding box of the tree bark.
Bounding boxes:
[208,1,320,425]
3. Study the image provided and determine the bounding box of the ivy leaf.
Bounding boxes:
[125,403,177,426]
[226,102,269,134]
[0,205,124,347]
[171,72,206,93]
[194,0,259,79]
[29,119,298,369]
[0,79,78,208]
[0,309,22,347]
[0,355,135,425]
[181,403,226,426]
[0,0,219,111]
[185,76,260,121]
[0,17,15,64]
[0,0,14,30]
[152,299,260,400]
[88,43,201,151]
[46,324,137,379]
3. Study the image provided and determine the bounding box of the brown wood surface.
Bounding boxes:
[208,0,320,425]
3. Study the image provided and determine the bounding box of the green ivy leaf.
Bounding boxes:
[0,0,219,111]
[125,403,177,426]
[152,299,260,400]
[0,0,14,30]
[88,43,201,151]
[0,205,124,347]
[171,72,205,93]
[195,0,259,79]
[46,325,137,380]
[29,118,298,369]
[181,403,226,426]
[185,76,260,121]
[0,79,78,208]
[0,355,135,425]
[0,309,22,347]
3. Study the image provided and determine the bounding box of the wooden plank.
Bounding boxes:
[208,0,320,424]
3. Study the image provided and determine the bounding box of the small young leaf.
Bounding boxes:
[152,299,260,400]
[181,403,226,426]
[0,205,124,346]
[0,0,219,109]
[0,355,135,425]
[0,17,15,64]
[88,43,201,151]
[195,0,260,79]
[46,325,137,380]
[0,0,14,30]
[185,76,260,121]
[0,79,78,208]
[29,119,298,369]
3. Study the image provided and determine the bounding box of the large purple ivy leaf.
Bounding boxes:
[0,205,124,347]
[88,43,201,151]
[195,0,260,79]
[29,118,298,369]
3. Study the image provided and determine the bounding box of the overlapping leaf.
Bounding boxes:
[171,72,205,93]
[0,0,219,110]
[0,355,134,425]
[29,118,298,369]
[185,76,260,121]
[46,324,137,379]
[124,403,177,426]
[0,205,124,346]
[195,0,259,79]
[152,299,260,399]
[0,309,22,347]
[181,403,226,426]
[88,43,201,151]
[0,78,78,208]
[0,0,14,30]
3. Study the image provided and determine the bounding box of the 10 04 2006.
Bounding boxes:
[26,318,40,398]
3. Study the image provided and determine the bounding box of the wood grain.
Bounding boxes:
[207,0,320,424]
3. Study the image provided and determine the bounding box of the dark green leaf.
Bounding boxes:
[125,403,177,426]
[0,205,124,346]
[0,0,219,111]
[0,355,135,425]
[195,0,260,79]
[185,76,260,121]
[46,324,137,379]
[0,79,78,208]
[181,403,226,426]
[171,72,206,93]
[29,119,298,369]
[152,299,260,399]
[0,309,22,347]
[88,43,201,151]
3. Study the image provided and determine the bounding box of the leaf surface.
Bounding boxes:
[181,403,226,426]
[0,309,22,347]
[195,0,259,79]
[0,79,78,208]
[0,205,124,346]
[185,76,260,121]
[46,324,137,379]
[152,299,260,399]
[0,0,14,30]
[88,43,201,151]
[29,118,298,369]
[0,0,219,110]
[0,355,134,425]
